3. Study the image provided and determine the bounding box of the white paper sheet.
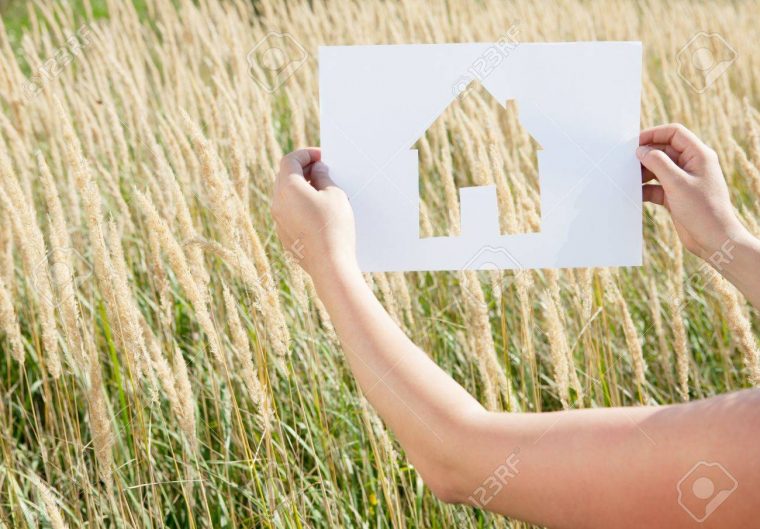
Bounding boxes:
[319,41,642,272]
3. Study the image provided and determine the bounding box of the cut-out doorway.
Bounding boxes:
[415,82,542,239]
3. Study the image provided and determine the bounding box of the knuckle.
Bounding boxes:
[696,145,718,164]
[644,149,664,163]
[282,181,301,195]
[270,198,282,219]
[279,153,296,170]
[668,123,689,136]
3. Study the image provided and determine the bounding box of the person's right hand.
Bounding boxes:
[639,123,751,260]
[271,148,358,283]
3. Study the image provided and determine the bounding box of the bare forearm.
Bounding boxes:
[461,389,760,528]
[312,263,483,482]
[716,231,760,310]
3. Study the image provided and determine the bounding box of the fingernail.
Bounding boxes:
[313,161,329,172]
[636,146,651,160]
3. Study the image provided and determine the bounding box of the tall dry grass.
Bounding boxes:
[0,0,758,527]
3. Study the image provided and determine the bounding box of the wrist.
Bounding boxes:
[309,253,362,290]
[706,228,760,278]
[699,225,755,265]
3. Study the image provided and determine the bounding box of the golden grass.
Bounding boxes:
[0,0,758,527]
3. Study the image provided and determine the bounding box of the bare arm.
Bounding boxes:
[312,258,760,528]
[271,128,760,528]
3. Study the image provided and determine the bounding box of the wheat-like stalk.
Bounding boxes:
[0,1,758,527]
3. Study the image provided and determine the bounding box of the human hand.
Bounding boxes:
[271,148,358,282]
[639,123,752,260]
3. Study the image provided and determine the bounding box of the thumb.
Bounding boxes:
[636,145,685,186]
[309,161,337,191]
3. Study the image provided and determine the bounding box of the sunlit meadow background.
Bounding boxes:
[0,0,759,527]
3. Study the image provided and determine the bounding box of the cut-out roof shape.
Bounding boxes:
[412,79,543,151]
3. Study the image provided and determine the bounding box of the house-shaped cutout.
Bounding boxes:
[320,43,643,272]
[413,81,542,240]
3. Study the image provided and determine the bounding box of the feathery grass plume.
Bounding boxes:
[702,266,760,385]
[742,208,760,237]
[222,283,269,428]
[0,146,61,377]
[356,394,404,527]
[282,247,309,312]
[463,324,498,410]
[304,277,338,341]
[545,270,583,400]
[374,272,402,326]
[515,269,539,406]
[29,473,69,529]
[140,315,197,448]
[0,274,24,363]
[106,220,159,397]
[86,354,114,488]
[576,268,594,321]
[133,189,225,366]
[0,111,33,185]
[55,95,113,302]
[732,139,760,197]
[489,143,518,235]
[541,292,571,408]
[146,227,174,331]
[147,134,210,293]
[439,142,462,233]
[227,116,250,215]
[666,281,690,401]
[600,269,647,392]
[460,270,510,408]
[743,97,760,166]
[171,344,198,448]
[488,269,503,310]
[178,109,239,249]
[37,151,83,360]
[389,272,415,328]
[646,277,673,386]
[0,207,13,284]
[545,269,562,316]
[180,110,290,356]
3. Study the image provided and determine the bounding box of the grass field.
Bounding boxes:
[0,0,758,527]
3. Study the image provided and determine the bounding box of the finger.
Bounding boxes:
[280,148,322,175]
[644,143,681,164]
[636,145,686,185]
[308,161,339,191]
[277,148,322,191]
[639,124,704,154]
[642,184,665,206]
[641,145,681,183]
